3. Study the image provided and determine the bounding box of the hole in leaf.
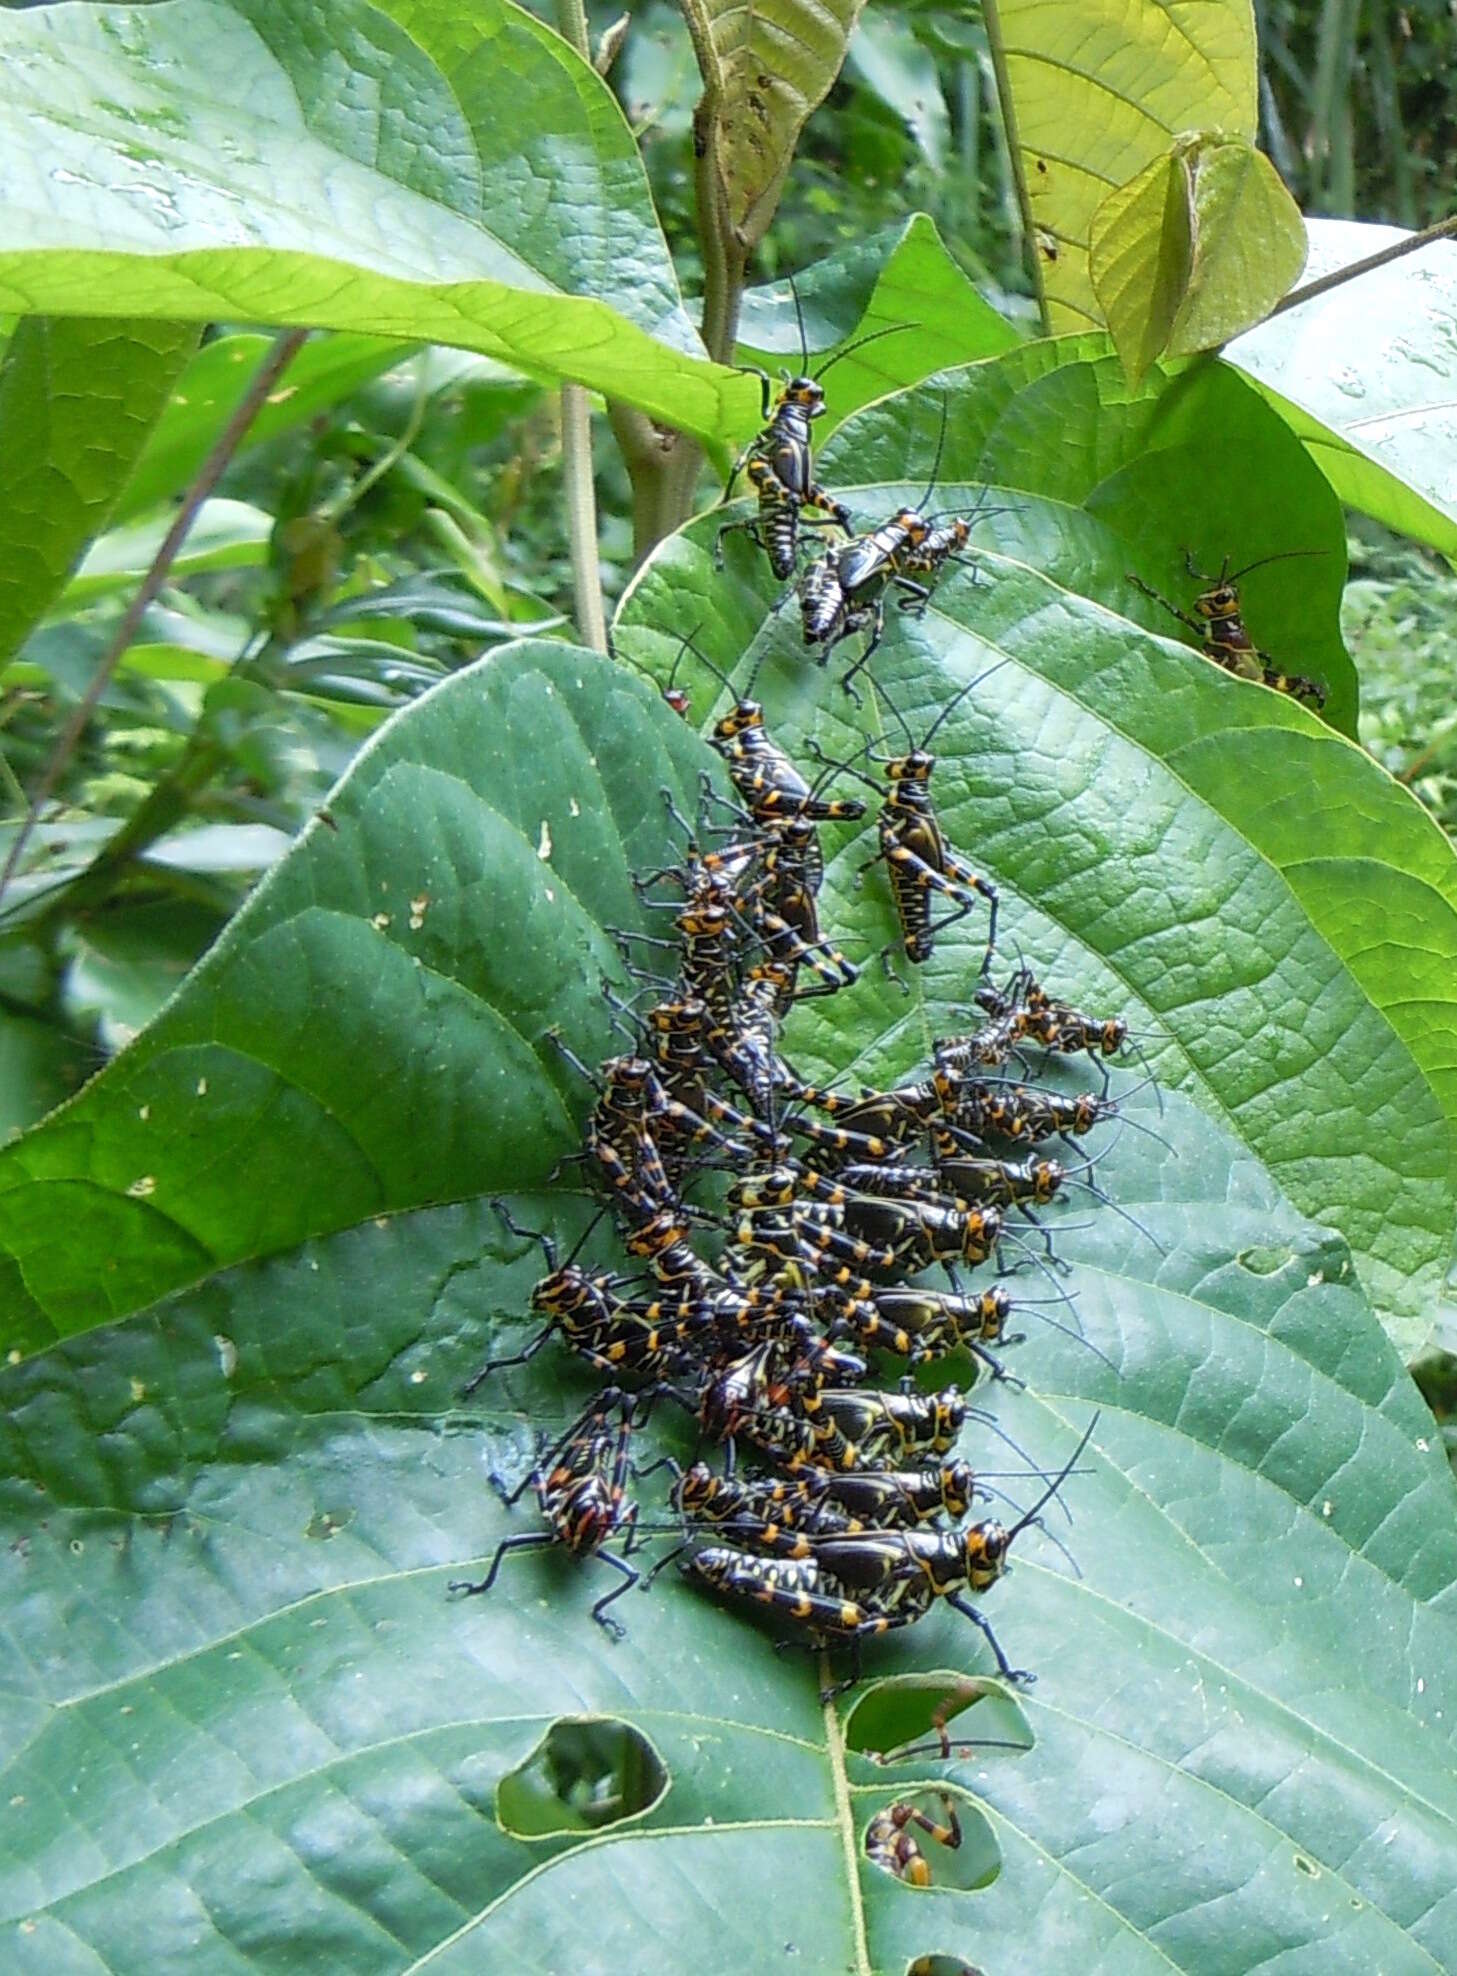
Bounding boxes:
[864,1789,1000,1891]
[1237,1244,1295,1275]
[304,1508,354,1540]
[906,1958,984,1976]
[1294,1854,1320,1877]
[845,1673,1033,1765]
[496,1716,667,1839]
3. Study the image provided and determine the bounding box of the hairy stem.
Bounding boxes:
[0,327,308,908]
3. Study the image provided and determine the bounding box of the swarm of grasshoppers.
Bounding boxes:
[447,597,1168,1715]
[445,270,1174,1705]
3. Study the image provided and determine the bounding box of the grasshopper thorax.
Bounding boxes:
[532,1264,601,1316]
[727,1164,802,1210]
[551,1475,619,1554]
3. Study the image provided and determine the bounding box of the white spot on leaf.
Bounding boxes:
[214,1335,238,1378]
[127,1175,156,1198]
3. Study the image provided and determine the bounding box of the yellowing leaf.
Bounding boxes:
[1170,137,1307,351]
[991,0,1255,330]
[1087,149,1193,384]
[1091,134,1307,383]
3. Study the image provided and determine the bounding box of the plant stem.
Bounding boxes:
[561,384,609,652]
[980,0,1047,330]
[0,327,308,909]
[1271,213,1457,317]
[553,0,610,651]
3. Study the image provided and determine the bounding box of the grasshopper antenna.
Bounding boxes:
[873,675,918,755]
[1002,1412,1100,1546]
[962,1407,1088,1525]
[914,395,950,514]
[666,626,745,711]
[917,657,1011,753]
[1190,546,1326,586]
[789,271,810,376]
[813,321,913,380]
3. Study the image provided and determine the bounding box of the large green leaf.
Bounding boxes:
[0,0,754,443]
[1,644,1454,1969]
[1228,219,1457,561]
[0,316,196,672]
[624,353,1457,1356]
[986,0,1256,331]
[0,645,710,1355]
[737,216,1019,441]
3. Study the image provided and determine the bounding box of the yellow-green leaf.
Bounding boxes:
[1169,136,1307,352]
[1087,148,1193,384]
[988,0,1255,330]
[1091,133,1307,383]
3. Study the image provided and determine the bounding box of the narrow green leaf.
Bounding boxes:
[989,0,1255,331]
[61,500,272,607]
[638,353,1457,1353]
[0,0,754,442]
[1229,217,1457,559]
[116,331,412,523]
[0,316,196,672]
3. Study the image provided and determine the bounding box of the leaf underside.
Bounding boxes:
[0,0,753,441]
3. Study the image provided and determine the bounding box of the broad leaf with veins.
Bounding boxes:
[0,637,1454,1969]
[0,0,754,441]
